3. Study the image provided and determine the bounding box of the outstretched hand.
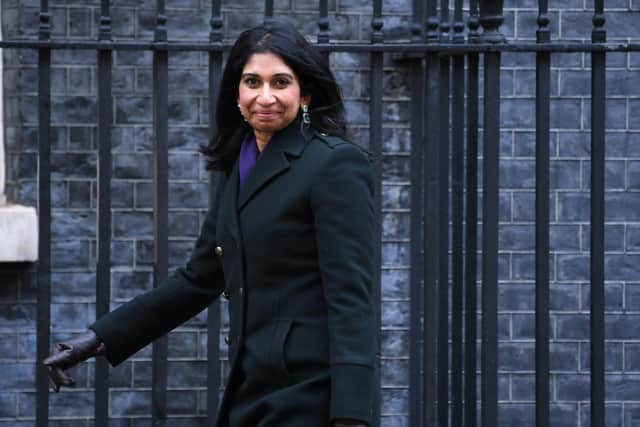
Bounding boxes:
[42,329,106,392]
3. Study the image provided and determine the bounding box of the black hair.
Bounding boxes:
[201,20,348,172]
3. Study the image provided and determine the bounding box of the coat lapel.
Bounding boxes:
[237,119,313,211]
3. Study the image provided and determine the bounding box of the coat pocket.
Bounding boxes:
[269,319,293,378]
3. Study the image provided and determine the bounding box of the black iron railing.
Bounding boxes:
[6,0,637,426]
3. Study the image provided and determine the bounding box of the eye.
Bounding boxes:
[274,78,291,88]
[243,77,259,87]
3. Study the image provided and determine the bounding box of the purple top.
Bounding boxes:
[239,133,260,189]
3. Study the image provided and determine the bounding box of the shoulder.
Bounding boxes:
[305,131,370,164]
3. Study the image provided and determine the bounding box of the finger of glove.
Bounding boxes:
[43,348,77,367]
[47,365,74,388]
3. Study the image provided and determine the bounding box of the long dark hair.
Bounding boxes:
[201,21,348,172]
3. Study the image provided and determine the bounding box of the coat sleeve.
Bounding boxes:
[309,143,377,425]
[90,175,227,366]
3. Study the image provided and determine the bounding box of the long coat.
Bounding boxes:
[91,119,378,427]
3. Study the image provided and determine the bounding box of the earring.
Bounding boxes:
[302,104,311,126]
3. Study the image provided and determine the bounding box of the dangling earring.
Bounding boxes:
[302,104,311,126]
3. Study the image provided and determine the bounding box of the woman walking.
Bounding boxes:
[45,21,377,427]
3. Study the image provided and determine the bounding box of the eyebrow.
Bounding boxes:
[241,72,294,79]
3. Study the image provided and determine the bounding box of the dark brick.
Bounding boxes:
[69,8,92,38]
[168,331,199,358]
[114,211,153,238]
[115,97,153,124]
[499,284,534,311]
[52,153,97,179]
[555,314,590,339]
[583,99,628,131]
[0,305,35,328]
[380,330,408,358]
[551,342,580,371]
[168,153,200,180]
[112,180,135,208]
[550,284,580,311]
[557,192,589,222]
[112,271,153,301]
[604,315,640,340]
[0,363,35,389]
[382,127,411,154]
[499,342,534,370]
[381,269,409,300]
[52,239,91,269]
[511,374,535,400]
[51,303,90,330]
[381,358,409,387]
[51,211,95,239]
[111,390,151,416]
[556,374,590,401]
[168,211,200,237]
[498,403,535,426]
[381,301,409,328]
[68,126,94,151]
[604,255,640,281]
[550,404,580,427]
[0,392,16,417]
[51,272,96,301]
[114,153,153,179]
[381,388,408,416]
[382,184,410,210]
[382,242,409,266]
[581,224,625,252]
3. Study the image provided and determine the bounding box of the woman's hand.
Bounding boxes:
[42,329,106,392]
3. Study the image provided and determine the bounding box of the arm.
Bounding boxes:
[310,144,376,425]
[90,177,227,366]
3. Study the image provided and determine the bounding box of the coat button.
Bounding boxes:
[222,290,230,300]
[224,335,230,345]
[214,246,223,257]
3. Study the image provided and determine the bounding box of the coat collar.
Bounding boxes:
[237,118,313,210]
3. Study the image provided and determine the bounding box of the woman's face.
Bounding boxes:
[237,52,310,137]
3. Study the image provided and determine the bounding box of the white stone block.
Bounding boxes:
[0,204,38,262]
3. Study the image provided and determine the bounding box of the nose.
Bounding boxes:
[257,85,275,104]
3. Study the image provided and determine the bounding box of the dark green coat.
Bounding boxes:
[91,120,378,426]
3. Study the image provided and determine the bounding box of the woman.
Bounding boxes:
[45,21,377,427]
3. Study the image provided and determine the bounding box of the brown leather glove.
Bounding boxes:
[42,329,106,392]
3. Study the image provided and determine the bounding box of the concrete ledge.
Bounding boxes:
[0,204,38,262]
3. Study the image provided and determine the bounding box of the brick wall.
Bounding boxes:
[1,0,639,425]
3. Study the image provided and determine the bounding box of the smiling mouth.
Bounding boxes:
[254,111,280,118]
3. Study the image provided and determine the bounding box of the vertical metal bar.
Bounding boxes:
[318,0,330,44]
[95,1,113,425]
[423,0,439,424]
[36,2,51,426]
[370,2,383,423]
[264,0,274,23]
[464,2,480,426]
[207,1,223,423]
[409,0,424,424]
[590,2,606,426]
[437,0,451,424]
[450,0,465,425]
[535,1,551,426]
[317,0,330,64]
[152,1,169,425]
[478,2,503,426]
